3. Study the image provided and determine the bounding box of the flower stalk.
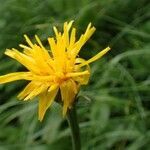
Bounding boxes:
[67,103,81,150]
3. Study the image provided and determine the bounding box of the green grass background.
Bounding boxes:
[0,0,150,149]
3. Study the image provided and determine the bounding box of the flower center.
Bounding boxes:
[54,72,69,84]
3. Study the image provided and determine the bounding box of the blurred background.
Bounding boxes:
[0,0,150,149]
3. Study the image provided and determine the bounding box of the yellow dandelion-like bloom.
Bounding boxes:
[0,21,110,121]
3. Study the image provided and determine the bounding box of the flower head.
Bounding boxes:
[0,21,110,121]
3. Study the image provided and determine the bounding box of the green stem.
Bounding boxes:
[67,104,81,150]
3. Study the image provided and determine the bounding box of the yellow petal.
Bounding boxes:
[60,79,77,116]
[31,45,53,74]
[38,84,59,121]
[53,26,59,38]
[77,47,111,68]
[66,70,90,78]
[83,23,96,44]
[18,81,40,100]
[32,74,54,82]
[48,84,58,92]
[67,20,74,31]
[48,37,57,58]
[19,44,32,57]
[65,58,91,85]
[63,21,74,48]
[71,23,96,57]
[75,58,90,71]
[24,34,34,48]
[69,28,76,49]
[34,36,52,61]
[35,35,45,50]
[19,44,32,50]
[24,84,48,101]
[73,72,90,85]
[0,72,32,84]
[5,49,40,74]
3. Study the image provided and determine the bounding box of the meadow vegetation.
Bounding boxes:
[0,0,149,149]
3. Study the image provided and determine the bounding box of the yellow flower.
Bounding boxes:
[0,21,110,121]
